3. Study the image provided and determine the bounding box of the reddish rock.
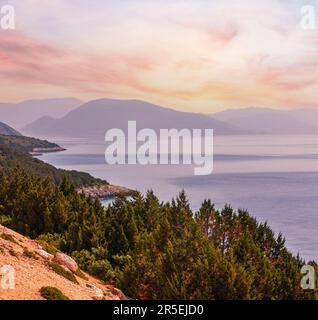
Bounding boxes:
[35,249,53,261]
[77,183,133,199]
[104,292,120,300]
[54,253,78,273]
[87,284,104,300]
[110,287,127,300]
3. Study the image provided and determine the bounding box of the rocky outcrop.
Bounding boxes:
[85,283,125,300]
[109,287,126,300]
[35,249,54,261]
[30,147,66,155]
[86,284,105,300]
[78,184,135,199]
[54,253,78,273]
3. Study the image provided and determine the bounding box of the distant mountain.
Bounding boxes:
[23,99,246,139]
[0,98,83,129]
[211,107,318,134]
[0,121,21,136]
[288,108,318,127]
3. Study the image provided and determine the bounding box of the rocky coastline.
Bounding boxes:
[77,183,135,199]
[30,146,66,155]
[30,145,134,199]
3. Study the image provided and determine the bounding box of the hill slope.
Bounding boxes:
[23,99,246,138]
[0,134,106,188]
[0,134,61,153]
[0,225,125,300]
[0,122,21,136]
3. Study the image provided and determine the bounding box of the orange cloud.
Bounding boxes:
[168,17,240,47]
[0,31,165,98]
[0,25,318,111]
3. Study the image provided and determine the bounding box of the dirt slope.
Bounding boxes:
[0,225,125,300]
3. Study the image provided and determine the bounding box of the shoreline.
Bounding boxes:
[32,144,135,199]
[77,184,136,199]
[30,146,66,156]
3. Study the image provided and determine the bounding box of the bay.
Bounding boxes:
[37,134,318,261]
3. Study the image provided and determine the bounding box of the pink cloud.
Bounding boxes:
[245,53,318,92]
[0,27,317,110]
[169,18,240,47]
[0,31,163,97]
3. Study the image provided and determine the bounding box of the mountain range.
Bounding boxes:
[0,98,83,129]
[22,99,244,138]
[211,107,318,134]
[0,98,316,139]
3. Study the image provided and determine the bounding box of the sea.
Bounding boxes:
[37,134,318,262]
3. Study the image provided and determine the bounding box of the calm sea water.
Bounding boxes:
[37,135,318,261]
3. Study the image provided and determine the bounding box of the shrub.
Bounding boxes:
[40,286,69,300]
[49,262,79,284]
[87,260,114,282]
[0,233,18,244]
[36,240,59,255]
[72,248,114,282]
[74,268,89,280]
[23,248,38,259]
[0,214,12,227]
[37,234,62,254]
[8,249,17,257]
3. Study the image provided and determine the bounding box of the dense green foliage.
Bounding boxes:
[40,286,70,300]
[49,262,79,284]
[0,135,59,153]
[0,135,106,187]
[0,169,316,300]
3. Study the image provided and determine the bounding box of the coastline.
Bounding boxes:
[77,183,136,199]
[32,145,135,199]
[30,146,66,156]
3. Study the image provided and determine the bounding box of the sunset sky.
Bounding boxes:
[0,0,318,112]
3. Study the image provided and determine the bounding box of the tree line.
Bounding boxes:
[0,168,316,299]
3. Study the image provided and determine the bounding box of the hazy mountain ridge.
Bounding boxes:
[4,98,318,138]
[0,98,83,129]
[23,98,246,138]
[211,107,318,134]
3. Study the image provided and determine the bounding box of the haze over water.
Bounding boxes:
[37,134,318,262]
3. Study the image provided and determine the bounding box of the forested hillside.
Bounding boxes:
[0,169,316,300]
[0,135,60,153]
[0,135,106,187]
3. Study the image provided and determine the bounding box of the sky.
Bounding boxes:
[0,0,318,112]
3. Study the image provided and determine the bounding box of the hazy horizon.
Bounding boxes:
[1,96,318,112]
[2,96,318,135]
